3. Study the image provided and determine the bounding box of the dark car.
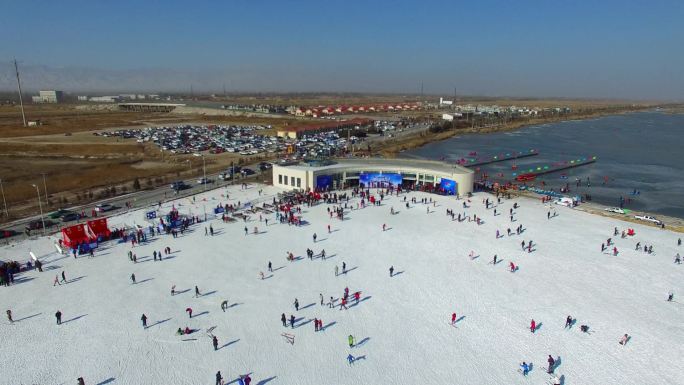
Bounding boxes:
[241,168,255,175]
[26,219,55,231]
[48,209,73,219]
[170,181,191,191]
[258,162,272,171]
[61,213,80,222]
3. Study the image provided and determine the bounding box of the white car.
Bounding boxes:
[604,207,625,214]
[95,203,114,212]
[634,215,662,225]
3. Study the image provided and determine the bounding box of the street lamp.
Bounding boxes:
[201,154,207,192]
[31,184,46,236]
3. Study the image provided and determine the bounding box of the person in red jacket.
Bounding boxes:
[186,307,193,318]
[451,313,457,325]
[530,319,536,333]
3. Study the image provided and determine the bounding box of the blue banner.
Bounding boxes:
[440,178,457,194]
[359,173,403,188]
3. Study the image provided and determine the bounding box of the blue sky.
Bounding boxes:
[1,0,683,99]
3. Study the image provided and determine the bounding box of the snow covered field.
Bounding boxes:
[1,184,682,385]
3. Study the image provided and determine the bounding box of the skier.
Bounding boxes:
[195,286,201,297]
[294,298,299,311]
[281,313,287,327]
[547,355,555,373]
[519,361,529,376]
[209,225,214,236]
[313,233,317,243]
[347,354,356,365]
[55,310,62,325]
[509,262,516,272]
[171,285,176,296]
[340,297,348,310]
[221,300,228,312]
[492,255,498,265]
[354,291,360,304]
[6,309,13,323]
[186,307,193,318]
[565,315,573,328]
[131,273,136,284]
[382,223,386,231]
[619,333,630,345]
[61,271,67,283]
[389,266,394,277]
[141,314,148,328]
[530,319,536,333]
[290,314,295,328]
[215,371,224,385]
[675,253,681,264]
[268,261,273,272]
[212,335,219,351]
[667,292,674,302]
[348,334,355,347]
[451,312,457,325]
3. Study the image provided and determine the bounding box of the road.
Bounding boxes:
[1,165,271,244]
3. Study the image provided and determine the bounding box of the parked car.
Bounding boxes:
[26,219,55,231]
[241,168,255,176]
[48,209,73,219]
[95,203,115,212]
[197,178,213,185]
[634,215,662,225]
[604,207,625,214]
[258,162,272,171]
[0,229,18,239]
[61,213,80,222]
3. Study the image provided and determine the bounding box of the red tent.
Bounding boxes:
[86,218,111,240]
[62,224,90,249]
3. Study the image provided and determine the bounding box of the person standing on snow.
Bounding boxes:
[215,371,224,385]
[195,286,201,297]
[55,310,62,325]
[347,354,356,365]
[213,335,219,351]
[61,271,67,284]
[186,307,193,318]
[320,293,324,306]
[131,273,136,284]
[281,313,287,327]
[6,309,13,323]
[313,233,317,243]
[565,315,573,328]
[519,362,529,376]
[290,314,295,328]
[268,261,272,272]
[389,266,394,277]
[294,298,299,311]
[451,313,457,325]
[547,355,555,373]
[348,334,355,347]
[335,265,339,277]
[530,319,536,333]
[141,314,148,328]
[221,300,229,312]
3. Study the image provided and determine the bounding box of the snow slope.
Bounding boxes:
[1,184,682,385]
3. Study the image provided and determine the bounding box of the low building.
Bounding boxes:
[90,96,120,103]
[272,158,474,196]
[442,113,463,121]
[276,118,372,139]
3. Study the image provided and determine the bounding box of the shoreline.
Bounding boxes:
[375,108,650,157]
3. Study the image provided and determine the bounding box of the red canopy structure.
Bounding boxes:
[86,218,111,240]
[62,224,90,249]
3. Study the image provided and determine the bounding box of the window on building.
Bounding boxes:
[278,174,282,184]
[291,176,295,186]
[297,178,301,187]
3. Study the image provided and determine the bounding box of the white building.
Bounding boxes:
[89,96,120,103]
[439,97,453,106]
[441,113,462,121]
[32,90,64,103]
[273,158,474,196]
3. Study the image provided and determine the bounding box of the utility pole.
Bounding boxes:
[42,173,48,207]
[14,59,27,127]
[0,178,8,217]
[420,81,424,100]
[202,155,206,192]
[223,83,226,97]
[31,184,46,236]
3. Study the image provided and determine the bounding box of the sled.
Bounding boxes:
[281,332,295,345]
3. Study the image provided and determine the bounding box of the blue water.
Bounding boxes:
[404,112,684,218]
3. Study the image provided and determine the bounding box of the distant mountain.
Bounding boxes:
[0,62,220,93]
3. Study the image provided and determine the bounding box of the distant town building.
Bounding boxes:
[32,90,64,103]
[77,95,89,101]
[439,97,453,106]
[441,113,462,121]
[89,96,120,103]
